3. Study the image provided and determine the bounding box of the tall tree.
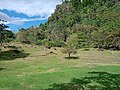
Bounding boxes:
[0,19,14,45]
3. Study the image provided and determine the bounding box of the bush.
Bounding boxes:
[35,40,43,45]
[49,40,65,47]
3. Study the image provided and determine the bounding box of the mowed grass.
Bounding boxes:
[0,44,120,90]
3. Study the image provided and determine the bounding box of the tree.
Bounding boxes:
[66,34,79,48]
[16,28,29,43]
[16,27,46,44]
[62,34,78,58]
[0,19,14,45]
[62,48,77,58]
[71,0,94,10]
[94,28,120,50]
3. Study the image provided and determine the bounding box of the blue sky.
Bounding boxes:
[0,0,62,32]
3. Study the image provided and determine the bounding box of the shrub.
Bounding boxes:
[49,40,65,47]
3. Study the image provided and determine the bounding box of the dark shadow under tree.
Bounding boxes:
[0,46,29,61]
[45,71,120,90]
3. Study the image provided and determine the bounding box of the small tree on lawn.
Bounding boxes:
[62,34,78,58]
[62,48,77,58]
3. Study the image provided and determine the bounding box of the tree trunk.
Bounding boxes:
[68,53,70,58]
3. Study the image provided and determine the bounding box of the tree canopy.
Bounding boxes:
[0,19,14,45]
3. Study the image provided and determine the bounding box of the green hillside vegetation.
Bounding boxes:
[16,0,120,50]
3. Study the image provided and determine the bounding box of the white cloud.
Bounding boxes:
[0,12,11,21]
[0,12,48,25]
[0,0,62,17]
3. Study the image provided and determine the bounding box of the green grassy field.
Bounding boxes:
[0,44,120,90]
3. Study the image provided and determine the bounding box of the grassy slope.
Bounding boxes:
[0,44,120,90]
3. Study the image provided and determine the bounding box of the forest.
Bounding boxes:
[14,0,120,50]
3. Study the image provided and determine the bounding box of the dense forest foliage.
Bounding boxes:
[16,0,120,50]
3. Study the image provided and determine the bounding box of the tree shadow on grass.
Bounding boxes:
[45,71,120,90]
[0,50,29,61]
[65,56,79,60]
[0,67,6,71]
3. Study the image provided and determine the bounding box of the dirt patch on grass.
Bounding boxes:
[74,63,96,68]
[74,63,120,68]
[16,74,24,76]
[42,68,57,73]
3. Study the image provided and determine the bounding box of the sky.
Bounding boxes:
[0,0,62,32]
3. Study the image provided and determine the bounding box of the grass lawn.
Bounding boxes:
[0,44,120,90]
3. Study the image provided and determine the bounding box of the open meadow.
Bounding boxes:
[0,43,120,90]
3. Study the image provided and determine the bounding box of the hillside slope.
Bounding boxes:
[16,0,120,49]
